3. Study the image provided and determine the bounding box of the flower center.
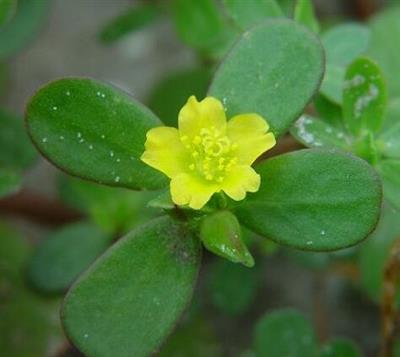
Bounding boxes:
[181,127,238,183]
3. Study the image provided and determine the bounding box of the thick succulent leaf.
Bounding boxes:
[294,0,319,33]
[209,19,324,138]
[359,202,400,302]
[200,210,254,267]
[320,338,361,357]
[378,99,400,159]
[28,223,112,293]
[147,68,211,127]
[171,0,235,57]
[291,115,349,150]
[0,0,17,27]
[0,0,49,59]
[377,160,400,210]
[62,216,201,357]
[208,259,260,316]
[235,149,382,251]
[26,78,167,190]
[367,5,400,98]
[342,57,387,136]
[320,24,370,104]
[222,0,283,30]
[254,309,318,357]
[99,3,159,44]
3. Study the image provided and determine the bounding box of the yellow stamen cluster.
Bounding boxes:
[181,126,238,183]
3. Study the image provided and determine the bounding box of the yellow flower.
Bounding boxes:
[141,96,276,210]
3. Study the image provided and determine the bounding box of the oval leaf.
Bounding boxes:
[254,309,317,357]
[28,223,112,293]
[62,216,201,357]
[235,149,382,251]
[343,57,387,135]
[26,78,167,190]
[209,19,324,138]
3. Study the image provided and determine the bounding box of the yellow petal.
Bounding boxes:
[178,96,227,138]
[170,173,218,209]
[227,114,276,165]
[221,165,260,201]
[141,127,187,178]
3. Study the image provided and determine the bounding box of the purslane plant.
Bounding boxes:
[25,20,382,356]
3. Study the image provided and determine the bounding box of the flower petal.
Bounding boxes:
[222,165,260,201]
[170,173,218,209]
[178,96,227,138]
[227,114,276,165]
[141,127,188,178]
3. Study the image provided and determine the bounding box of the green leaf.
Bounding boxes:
[291,115,349,150]
[254,309,317,357]
[62,216,201,357]
[58,176,157,234]
[320,24,370,104]
[0,0,16,27]
[320,338,361,357]
[0,168,20,198]
[377,160,400,210]
[294,0,319,34]
[99,3,159,44]
[200,210,254,267]
[0,109,36,170]
[147,68,211,127]
[235,149,381,251]
[28,223,112,293]
[209,19,324,138]
[26,78,167,190]
[367,5,400,98]
[342,57,387,136]
[222,0,283,30]
[378,99,400,159]
[208,259,260,315]
[171,0,235,57]
[0,0,49,59]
